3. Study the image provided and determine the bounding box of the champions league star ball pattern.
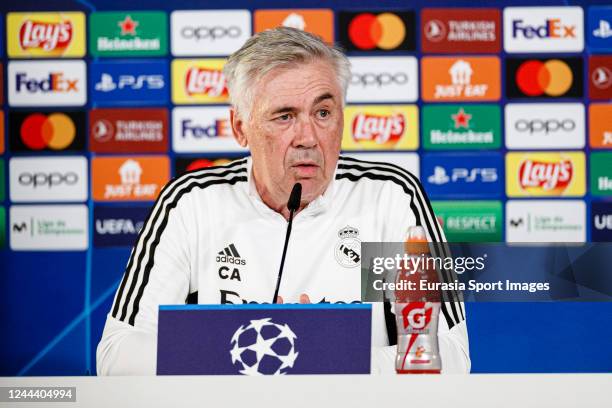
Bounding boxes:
[230,318,299,375]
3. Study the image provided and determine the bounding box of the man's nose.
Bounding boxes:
[292,115,318,148]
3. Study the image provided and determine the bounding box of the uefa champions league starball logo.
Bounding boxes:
[229,318,299,375]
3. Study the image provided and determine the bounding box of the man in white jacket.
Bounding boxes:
[97,27,470,375]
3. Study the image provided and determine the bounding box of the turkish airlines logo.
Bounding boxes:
[506,57,582,99]
[89,108,168,153]
[339,11,415,51]
[20,20,72,52]
[589,56,612,100]
[421,8,500,53]
[421,56,500,101]
[8,60,86,106]
[503,7,584,52]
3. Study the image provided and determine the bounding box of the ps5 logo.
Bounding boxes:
[428,166,498,185]
[593,19,612,39]
[95,73,165,92]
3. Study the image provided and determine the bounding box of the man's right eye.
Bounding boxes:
[276,113,291,122]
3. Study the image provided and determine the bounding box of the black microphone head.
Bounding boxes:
[287,183,302,212]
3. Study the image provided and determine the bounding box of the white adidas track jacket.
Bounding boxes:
[97,156,470,375]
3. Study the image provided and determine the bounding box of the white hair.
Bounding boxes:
[223,27,351,119]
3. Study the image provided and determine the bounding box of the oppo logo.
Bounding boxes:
[515,119,576,134]
[350,72,408,87]
[18,172,78,188]
[181,26,241,40]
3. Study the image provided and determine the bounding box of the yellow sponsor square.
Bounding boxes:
[7,12,86,58]
[172,59,229,104]
[506,152,586,197]
[342,105,418,150]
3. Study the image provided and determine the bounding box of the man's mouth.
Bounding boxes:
[291,162,320,177]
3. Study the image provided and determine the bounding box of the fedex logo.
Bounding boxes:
[512,19,576,39]
[8,60,86,106]
[181,118,231,138]
[15,72,78,92]
[172,107,247,153]
[504,7,584,53]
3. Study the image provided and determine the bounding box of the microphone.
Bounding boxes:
[272,183,302,303]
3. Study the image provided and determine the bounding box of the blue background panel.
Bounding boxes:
[1,0,611,376]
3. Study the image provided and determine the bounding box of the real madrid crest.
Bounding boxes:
[334,225,361,268]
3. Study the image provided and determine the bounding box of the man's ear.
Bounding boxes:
[230,108,248,147]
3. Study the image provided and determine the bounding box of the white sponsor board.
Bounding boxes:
[505,103,585,149]
[171,10,251,56]
[347,57,418,103]
[8,60,87,106]
[172,107,248,153]
[506,200,586,242]
[503,7,584,53]
[342,153,420,177]
[10,205,88,250]
[10,156,88,202]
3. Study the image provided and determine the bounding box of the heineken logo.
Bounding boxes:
[90,11,167,56]
[423,104,500,150]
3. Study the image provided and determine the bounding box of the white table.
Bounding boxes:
[1,374,610,408]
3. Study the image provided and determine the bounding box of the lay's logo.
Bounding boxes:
[506,152,585,197]
[343,105,418,150]
[519,159,573,193]
[352,113,405,145]
[185,67,227,97]
[8,12,85,57]
[172,59,228,104]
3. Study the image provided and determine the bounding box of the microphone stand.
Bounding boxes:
[272,183,302,303]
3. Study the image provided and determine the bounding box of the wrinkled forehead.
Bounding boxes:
[250,60,343,114]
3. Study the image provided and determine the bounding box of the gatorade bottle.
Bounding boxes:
[394,226,441,374]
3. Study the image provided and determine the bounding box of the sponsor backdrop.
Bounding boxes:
[0,0,611,376]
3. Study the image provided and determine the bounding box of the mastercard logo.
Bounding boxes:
[349,13,406,50]
[20,113,75,150]
[515,60,573,97]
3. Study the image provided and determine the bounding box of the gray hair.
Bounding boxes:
[223,27,351,119]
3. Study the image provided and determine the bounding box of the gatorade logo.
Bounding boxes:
[506,57,582,99]
[339,11,416,51]
[402,302,432,331]
[515,60,573,96]
[19,113,75,150]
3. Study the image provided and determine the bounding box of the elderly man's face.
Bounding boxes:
[231,60,344,210]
